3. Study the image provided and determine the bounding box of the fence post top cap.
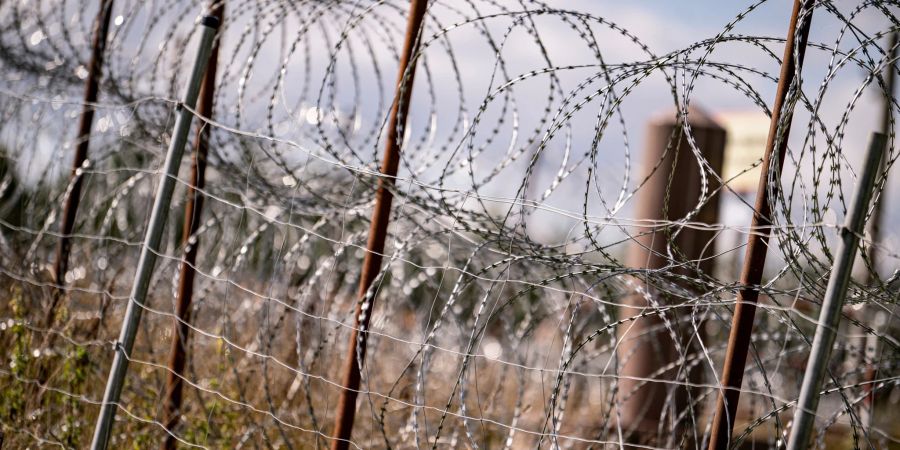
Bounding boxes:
[201,15,220,29]
[649,104,724,130]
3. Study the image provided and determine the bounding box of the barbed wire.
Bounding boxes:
[1,0,899,448]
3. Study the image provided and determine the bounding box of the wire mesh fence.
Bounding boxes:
[0,0,898,448]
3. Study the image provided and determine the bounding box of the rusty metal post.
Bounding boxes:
[159,3,223,449]
[707,2,813,449]
[618,107,725,446]
[46,0,115,328]
[329,1,428,449]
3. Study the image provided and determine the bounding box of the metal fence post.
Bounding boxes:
[329,1,428,449]
[707,1,813,448]
[859,30,897,430]
[784,132,886,450]
[159,3,224,449]
[89,14,221,450]
[47,0,114,328]
[869,32,898,275]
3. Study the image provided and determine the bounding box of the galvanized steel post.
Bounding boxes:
[785,133,886,450]
[159,3,224,449]
[89,14,221,450]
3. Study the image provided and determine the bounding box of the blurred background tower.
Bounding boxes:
[717,111,771,196]
[715,111,771,280]
[618,106,726,446]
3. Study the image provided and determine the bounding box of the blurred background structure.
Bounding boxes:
[0,0,898,448]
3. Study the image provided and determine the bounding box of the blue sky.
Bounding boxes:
[6,0,899,271]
